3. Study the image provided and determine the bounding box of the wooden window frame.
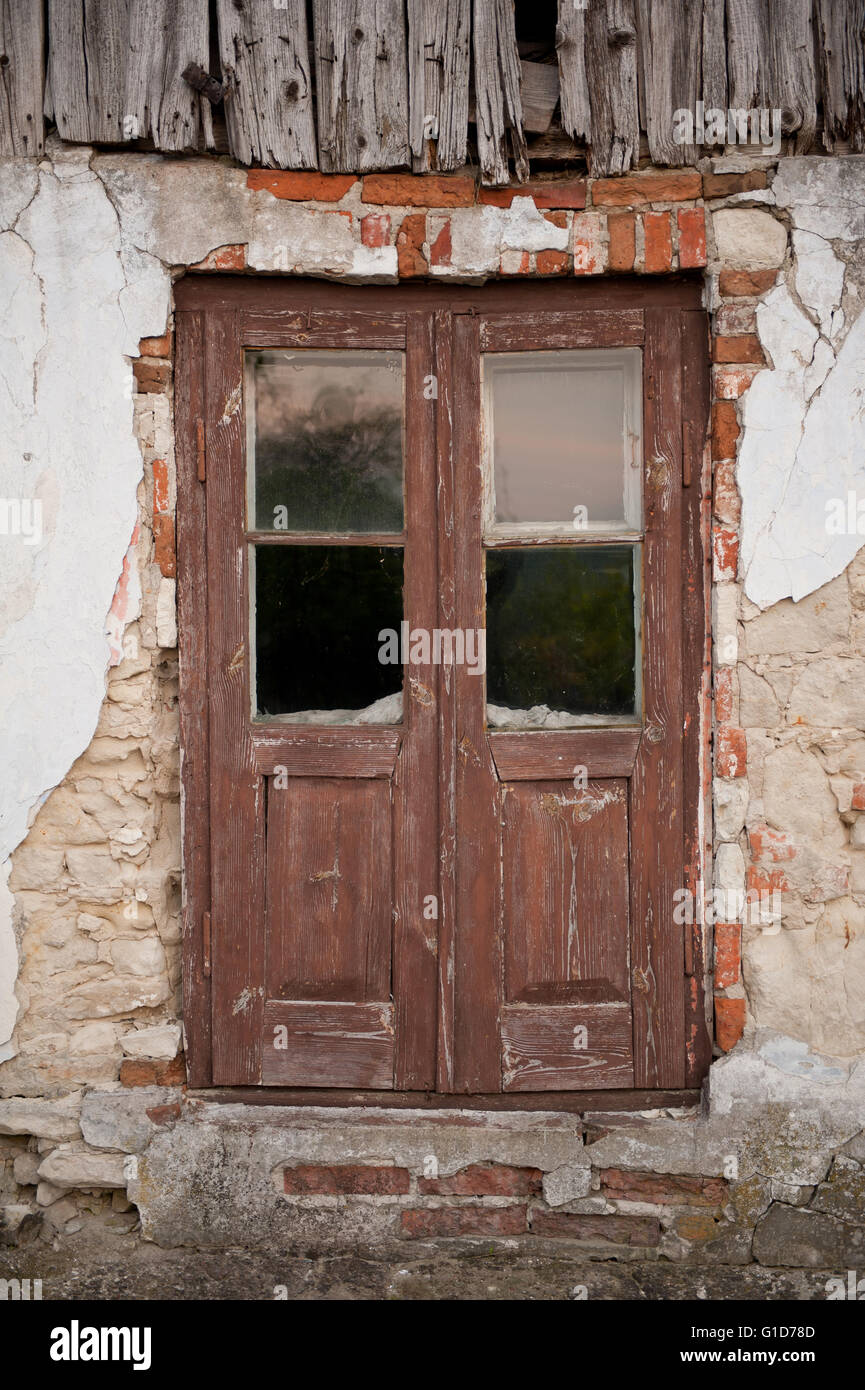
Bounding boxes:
[175,274,711,1109]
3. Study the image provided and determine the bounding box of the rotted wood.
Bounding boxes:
[215,0,316,169]
[701,0,728,116]
[556,0,591,146]
[816,0,865,153]
[726,0,770,114]
[472,0,528,185]
[519,59,560,134]
[313,0,409,172]
[127,0,210,151]
[636,0,702,166]
[770,0,817,152]
[407,0,470,171]
[0,0,44,156]
[585,0,640,175]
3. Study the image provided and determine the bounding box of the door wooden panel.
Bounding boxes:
[175,277,710,1100]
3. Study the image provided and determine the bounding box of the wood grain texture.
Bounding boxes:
[726,0,770,113]
[313,0,409,172]
[202,1085,699,1110]
[816,0,865,153]
[176,309,212,1088]
[490,730,641,781]
[556,0,591,145]
[630,306,685,1089]
[481,308,644,351]
[251,728,401,777]
[502,1004,634,1090]
[770,0,817,152]
[262,1000,394,1087]
[502,780,630,1006]
[520,59,560,134]
[127,0,209,152]
[241,309,406,350]
[636,0,702,166]
[0,0,44,155]
[215,0,316,168]
[472,0,528,185]
[265,778,392,1002]
[585,0,640,175]
[407,0,470,171]
[701,0,728,115]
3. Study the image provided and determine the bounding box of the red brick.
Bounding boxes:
[121,1054,186,1087]
[191,244,247,271]
[714,364,761,400]
[599,1170,728,1206]
[247,170,356,201]
[718,268,777,297]
[151,459,170,515]
[677,207,707,268]
[716,725,747,778]
[429,219,452,267]
[713,460,741,526]
[283,1164,410,1195]
[703,170,768,199]
[363,173,475,207]
[479,180,586,210]
[145,1102,182,1126]
[712,400,740,459]
[714,923,741,989]
[153,513,176,579]
[608,211,636,271]
[715,302,758,336]
[714,667,734,723]
[361,212,390,248]
[746,865,791,896]
[715,996,746,1052]
[713,525,739,582]
[418,1164,542,1197]
[400,1206,526,1238]
[748,824,797,863]
[591,170,702,205]
[543,209,570,228]
[397,213,427,278]
[713,335,765,365]
[852,784,865,811]
[643,212,672,273]
[133,360,170,394]
[531,1211,660,1245]
[139,333,171,358]
[536,249,569,275]
[572,212,605,275]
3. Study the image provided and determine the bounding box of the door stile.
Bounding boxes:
[630,307,686,1088]
[206,310,268,1085]
[394,311,440,1088]
[451,312,503,1094]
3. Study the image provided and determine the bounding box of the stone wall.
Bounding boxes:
[1,144,865,1271]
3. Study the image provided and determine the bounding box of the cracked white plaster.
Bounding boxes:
[739,158,865,608]
[432,201,568,278]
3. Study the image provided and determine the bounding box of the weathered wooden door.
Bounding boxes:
[176,278,709,1100]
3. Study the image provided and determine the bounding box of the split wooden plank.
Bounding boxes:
[769,0,817,153]
[313,0,409,172]
[556,0,591,146]
[520,59,560,134]
[816,0,865,153]
[585,0,639,175]
[472,0,528,186]
[636,0,703,166]
[215,0,316,168]
[47,0,127,143]
[0,0,44,156]
[726,0,770,114]
[701,0,728,116]
[407,0,470,172]
[127,0,210,152]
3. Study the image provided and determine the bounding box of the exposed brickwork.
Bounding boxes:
[283,1165,410,1195]
[478,181,587,210]
[714,923,742,990]
[247,170,356,201]
[396,213,427,277]
[643,211,672,272]
[712,400,740,459]
[572,212,605,274]
[139,333,171,358]
[713,525,739,582]
[716,725,747,778]
[591,170,702,204]
[599,1170,728,1206]
[714,364,761,398]
[702,170,768,199]
[361,212,390,248]
[715,997,746,1052]
[401,1206,526,1238]
[713,460,741,525]
[190,244,247,271]
[718,268,777,297]
[418,1164,542,1196]
[677,207,707,267]
[152,513,176,579]
[714,667,734,723]
[132,360,170,393]
[531,1211,661,1245]
[429,219,452,267]
[713,334,765,365]
[363,173,475,207]
[536,248,569,275]
[120,1055,186,1087]
[607,211,636,271]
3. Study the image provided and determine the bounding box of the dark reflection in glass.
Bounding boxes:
[249,350,404,533]
[486,547,638,718]
[254,546,404,720]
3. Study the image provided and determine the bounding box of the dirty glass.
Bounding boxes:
[247,349,405,533]
[485,547,639,723]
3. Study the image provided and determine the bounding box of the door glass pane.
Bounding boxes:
[485,349,641,530]
[485,547,640,726]
[253,545,404,723]
[247,350,405,533]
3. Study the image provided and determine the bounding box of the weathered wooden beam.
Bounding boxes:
[816,0,865,153]
[473,0,528,185]
[556,0,591,146]
[520,59,559,134]
[407,0,470,172]
[585,0,640,176]
[701,0,728,116]
[313,0,409,173]
[636,0,702,166]
[128,0,211,152]
[216,0,316,169]
[726,0,770,113]
[0,0,44,156]
[770,0,817,153]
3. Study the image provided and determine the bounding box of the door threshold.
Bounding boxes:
[188,1087,701,1113]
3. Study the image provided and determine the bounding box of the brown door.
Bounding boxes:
[176,278,709,1098]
